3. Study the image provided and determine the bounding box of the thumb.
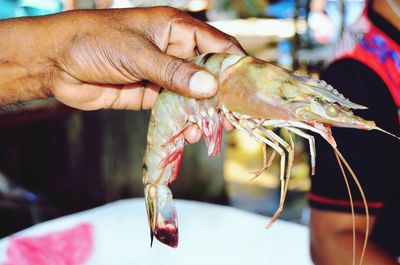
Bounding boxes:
[143,51,218,98]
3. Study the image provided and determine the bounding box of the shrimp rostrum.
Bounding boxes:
[142,53,399,250]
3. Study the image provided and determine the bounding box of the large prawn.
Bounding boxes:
[142,53,398,264]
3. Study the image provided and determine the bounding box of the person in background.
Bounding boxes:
[0,6,244,142]
[307,0,334,44]
[308,0,400,264]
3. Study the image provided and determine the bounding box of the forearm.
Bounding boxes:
[0,14,70,106]
[311,231,398,265]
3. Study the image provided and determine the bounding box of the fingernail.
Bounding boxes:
[189,71,217,96]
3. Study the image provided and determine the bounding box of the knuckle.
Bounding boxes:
[154,6,190,40]
[156,6,183,19]
[161,6,195,26]
[162,59,189,89]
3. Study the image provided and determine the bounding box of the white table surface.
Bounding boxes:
[0,199,312,265]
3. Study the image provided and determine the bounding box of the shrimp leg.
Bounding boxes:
[250,144,277,180]
[286,127,316,175]
[224,110,287,188]
[244,119,296,228]
[258,128,295,228]
[225,110,293,227]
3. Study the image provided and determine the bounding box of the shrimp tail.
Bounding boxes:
[145,184,179,248]
[143,108,223,248]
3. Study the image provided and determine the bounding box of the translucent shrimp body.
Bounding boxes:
[142,53,397,251]
[143,54,244,247]
[143,91,218,247]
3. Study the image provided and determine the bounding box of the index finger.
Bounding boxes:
[192,21,246,55]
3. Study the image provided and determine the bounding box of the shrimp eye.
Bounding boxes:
[326,104,339,117]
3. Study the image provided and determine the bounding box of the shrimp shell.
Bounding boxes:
[142,53,399,265]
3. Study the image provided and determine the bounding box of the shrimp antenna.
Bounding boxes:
[334,148,369,265]
[373,126,400,140]
[334,148,355,265]
[334,148,356,265]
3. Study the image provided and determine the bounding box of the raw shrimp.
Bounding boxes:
[142,53,399,264]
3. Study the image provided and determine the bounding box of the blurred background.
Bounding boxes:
[0,0,365,237]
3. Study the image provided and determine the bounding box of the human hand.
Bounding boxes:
[0,7,244,142]
[47,7,245,110]
[52,7,243,141]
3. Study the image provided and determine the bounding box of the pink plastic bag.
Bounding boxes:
[2,223,93,265]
